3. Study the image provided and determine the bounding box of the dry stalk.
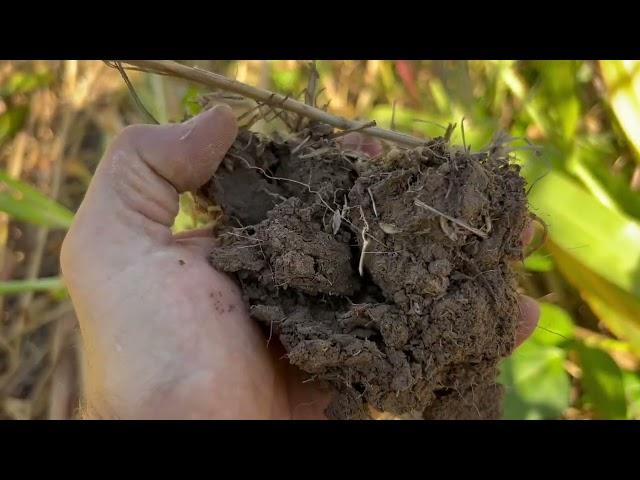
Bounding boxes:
[358,206,371,277]
[119,60,425,148]
[414,198,488,238]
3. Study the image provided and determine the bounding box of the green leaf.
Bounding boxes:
[427,78,451,115]
[600,60,640,163]
[0,106,28,144]
[566,137,640,220]
[171,192,211,234]
[0,276,65,295]
[527,170,640,298]
[499,302,574,419]
[0,170,75,229]
[577,344,627,419]
[547,241,640,355]
[534,303,574,346]
[272,66,301,94]
[0,70,53,97]
[622,370,640,419]
[182,85,203,117]
[523,249,555,272]
[533,60,582,142]
[499,338,571,419]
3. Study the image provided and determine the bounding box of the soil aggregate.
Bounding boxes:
[199,122,528,419]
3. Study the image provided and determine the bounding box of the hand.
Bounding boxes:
[61,108,539,419]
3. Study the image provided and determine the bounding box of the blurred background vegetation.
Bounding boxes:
[1,60,639,420]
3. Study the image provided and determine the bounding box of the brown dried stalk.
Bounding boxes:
[119,60,425,148]
[414,199,488,239]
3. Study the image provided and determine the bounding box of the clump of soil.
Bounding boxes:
[199,122,528,419]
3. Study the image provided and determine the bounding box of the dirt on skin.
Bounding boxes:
[199,122,528,420]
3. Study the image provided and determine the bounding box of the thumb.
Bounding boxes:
[61,105,237,281]
[112,105,238,194]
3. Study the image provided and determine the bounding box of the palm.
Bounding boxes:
[97,234,327,419]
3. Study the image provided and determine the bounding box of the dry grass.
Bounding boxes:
[0,60,133,419]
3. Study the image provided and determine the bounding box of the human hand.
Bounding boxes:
[61,109,539,419]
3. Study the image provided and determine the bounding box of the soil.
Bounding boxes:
[199,122,528,420]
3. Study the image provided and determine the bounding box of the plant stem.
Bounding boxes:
[0,276,65,294]
[121,60,426,148]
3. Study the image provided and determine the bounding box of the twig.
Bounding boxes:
[414,199,488,238]
[120,60,425,148]
[291,135,311,154]
[111,61,159,125]
[367,188,378,218]
[358,206,370,277]
[47,314,78,419]
[524,212,548,256]
[18,300,75,336]
[267,319,274,348]
[328,120,377,140]
[413,118,447,131]
[305,61,319,108]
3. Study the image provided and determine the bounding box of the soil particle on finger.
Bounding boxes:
[200,123,528,419]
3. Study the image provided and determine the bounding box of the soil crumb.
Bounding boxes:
[200,123,528,419]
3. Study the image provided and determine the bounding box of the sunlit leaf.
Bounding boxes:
[171,192,212,234]
[622,370,640,419]
[427,78,451,115]
[523,249,555,272]
[547,241,640,354]
[600,60,640,163]
[182,85,203,117]
[0,170,74,229]
[534,303,574,346]
[272,67,301,94]
[527,170,640,298]
[566,137,640,220]
[532,60,582,142]
[577,344,627,419]
[499,301,573,419]
[499,339,571,419]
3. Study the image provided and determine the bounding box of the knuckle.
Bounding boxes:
[114,124,146,148]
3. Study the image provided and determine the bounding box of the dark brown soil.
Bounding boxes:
[199,122,528,420]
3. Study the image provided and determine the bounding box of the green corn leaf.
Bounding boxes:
[523,249,555,272]
[566,137,640,220]
[499,302,573,419]
[535,303,575,346]
[499,340,571,419]
[622,370,640,419]
[577,343,627,419]
[527,170,640,298]
[600,60,640,163]
[547,241,640,354]
[0,170,74,229]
